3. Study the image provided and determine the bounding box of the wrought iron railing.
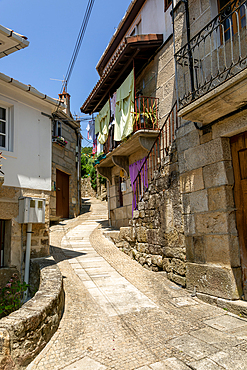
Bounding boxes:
[132,102,179,210]
[134,96,159,130]
[103,96,159,154]
[175,0,247,108]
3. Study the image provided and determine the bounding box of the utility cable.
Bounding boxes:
[63,0,95,90]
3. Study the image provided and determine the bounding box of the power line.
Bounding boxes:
[63,0,95,91]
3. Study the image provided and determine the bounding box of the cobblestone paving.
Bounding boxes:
[27,198,247,370]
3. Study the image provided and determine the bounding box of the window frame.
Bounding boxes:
[164,0,172,12]
[0,106,8,151]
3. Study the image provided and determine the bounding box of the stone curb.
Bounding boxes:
[0,256,64,369]
[196,291,247,318]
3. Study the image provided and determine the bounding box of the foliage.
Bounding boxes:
[81,147,93,178]
[81,147,106,190]
[90,165,106,192]
[0,274,28,318]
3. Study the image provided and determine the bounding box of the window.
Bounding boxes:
[53,120,62,137]
[0,220,11,267]
[219,0,246,41]
[0,107,7,150]
[164,0,172,11]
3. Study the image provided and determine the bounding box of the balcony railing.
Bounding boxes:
[132,102,180,210]
[175,0,247,108]
[103,96,159,154]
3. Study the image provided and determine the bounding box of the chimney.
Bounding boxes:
[59,88,71,116]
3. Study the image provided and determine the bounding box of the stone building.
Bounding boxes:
[50,90,81,221]
[82,0,247,303]
[0,25,80,288]
[81,0,175,228]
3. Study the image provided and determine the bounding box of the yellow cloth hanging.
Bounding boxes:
[114,69,134,141]
[95,100,110,144]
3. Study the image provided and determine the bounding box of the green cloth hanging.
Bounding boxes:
[114,69,134,141]
[95,100,110,144]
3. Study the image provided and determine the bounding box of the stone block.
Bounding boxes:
[195,212,228,234]
[0,202,18,219]
[167,272,186,287]
[139,210,145,218]
[138,202,145,211]
[147,244,163,255]
[162,246,186,261]
[162,258,172,272]
[186,262,241,299]
[177,129,200,152]
[151,255,163,268]
[207,186,235,211]
[229,235,241,268]
[188,189,208,213]
[133,210,139,219]
[183,138,231,172]
[116,241,131,251]
[204,234,231,266]
[187,235,206,264]
[184,213,196,235]
[180,168,204,194]
[119,227,136,242]
[136,243,149,253]
[200,131,212,145]
[146,229,159,245]
[171,258,186,276]
[203,161,234,188]
[136,227,147,243]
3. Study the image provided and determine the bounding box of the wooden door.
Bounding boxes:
[231,132,247,299]
[56,169,69,218]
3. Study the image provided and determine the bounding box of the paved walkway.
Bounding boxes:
[28,198,247,370]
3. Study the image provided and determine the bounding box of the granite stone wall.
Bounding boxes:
[108,143,186,286]
[0,257,64,369]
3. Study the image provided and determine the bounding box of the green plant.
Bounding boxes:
[133,101,158,128]
[0,274,28,318]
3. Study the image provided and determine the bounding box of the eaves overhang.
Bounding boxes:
[0,24,29,58]
[96,0,146,76]
[81,34,163,115]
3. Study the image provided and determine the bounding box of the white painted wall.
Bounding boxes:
[126,0,173,42]
[0,81,53,191]
[140,0,172,41]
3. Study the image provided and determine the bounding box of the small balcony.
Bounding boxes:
[175,0,247,124]
[103,96,159,155]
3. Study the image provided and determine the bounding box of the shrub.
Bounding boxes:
[0,274,28,318]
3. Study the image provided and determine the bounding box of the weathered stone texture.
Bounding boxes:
[0,257,64,369]
[111,145,186,284]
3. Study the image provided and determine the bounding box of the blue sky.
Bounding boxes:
[0,0,131,147]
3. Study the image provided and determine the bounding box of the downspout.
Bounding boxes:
[107,180,111,227]
[172,0,180,110]
[24,223,32,300]
[77,129,81,215]
[182,0,195,97]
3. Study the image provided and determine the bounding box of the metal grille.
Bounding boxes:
[132,102,179,209]
[175,0,247,108]
[0,220,5,267]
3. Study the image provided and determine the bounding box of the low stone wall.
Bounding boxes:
[0,256,64,369]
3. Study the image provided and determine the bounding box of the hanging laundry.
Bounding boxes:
[110,91,117,118]
[129,157,148,215]
[86,120,95,141]
[95,100,110,144]
[114,69,134,141]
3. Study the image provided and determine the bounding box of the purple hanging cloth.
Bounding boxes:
[129,157,148,215]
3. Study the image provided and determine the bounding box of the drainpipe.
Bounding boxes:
[24,223,32,300]
[182,0,195,97]
[107,180,111,227]
[172,0,180,110]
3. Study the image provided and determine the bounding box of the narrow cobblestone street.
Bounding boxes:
[27,198,247,370]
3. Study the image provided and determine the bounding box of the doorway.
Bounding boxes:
[56,169,69,218]
[231,132,247,299]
